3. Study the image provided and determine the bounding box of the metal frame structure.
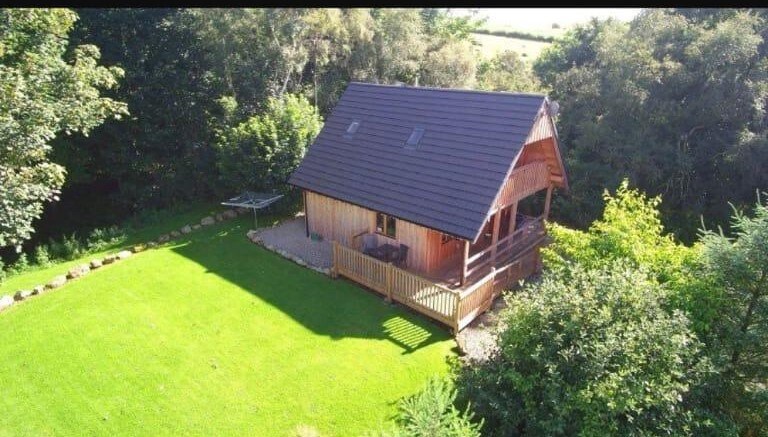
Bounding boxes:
[221,191,284,227]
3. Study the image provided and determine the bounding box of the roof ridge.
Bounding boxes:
[348,81,547,99]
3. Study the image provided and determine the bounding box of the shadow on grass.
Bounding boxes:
[171,218,452,354]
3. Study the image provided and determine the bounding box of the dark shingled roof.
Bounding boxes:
[288,82,547,241]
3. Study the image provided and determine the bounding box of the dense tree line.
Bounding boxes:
[2,8,537,253]
[537,8,768,241]
[4,8,768,253]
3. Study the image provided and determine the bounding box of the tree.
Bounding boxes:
[213,93,322,194]
[697,194,768,434]
[456,262,711,436]
[419,39,477,88]
[476,50,543,92]
[378,378,482,437]
[61,9,218,214]
[534,10,768,241]
[0,9,126,248]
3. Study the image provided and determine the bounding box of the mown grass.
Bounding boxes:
[0,213,455,436]
[472,32,552,61]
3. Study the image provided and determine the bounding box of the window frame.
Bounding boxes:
[375,212,397,238]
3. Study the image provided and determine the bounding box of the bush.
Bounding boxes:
[456,261,711,436]
[86,225,126,251]
[32,245,51,266]
[0,259,6,284]
[48,233,85,261]
[9,253,30,275]
[377,378,482,437]
[214,93,323,195]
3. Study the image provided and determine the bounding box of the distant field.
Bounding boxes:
[479,22,568,40]
[472,32,552,61]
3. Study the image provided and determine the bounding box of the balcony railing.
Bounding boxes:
[464,215,546,282]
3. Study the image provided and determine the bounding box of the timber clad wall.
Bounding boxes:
[305,190,461,275]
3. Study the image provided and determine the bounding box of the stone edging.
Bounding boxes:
[0,207,250,314]
[245,229,331,277]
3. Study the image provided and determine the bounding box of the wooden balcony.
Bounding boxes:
[331,217,546,333]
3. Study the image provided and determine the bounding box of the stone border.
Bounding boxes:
[0,207,251,315]
[246,228,331,277]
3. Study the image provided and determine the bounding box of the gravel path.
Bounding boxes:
[455,297,508,362]
[257,217,332,269]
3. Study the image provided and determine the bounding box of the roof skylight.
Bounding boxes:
[345,120,360,136]
[405,127,425,148]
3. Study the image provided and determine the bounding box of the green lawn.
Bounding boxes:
[472,32,551,61]
[0,214,456,436]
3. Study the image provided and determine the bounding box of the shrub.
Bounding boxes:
[9,253,30,275]
[0,259,5,284]
[214,93,323,195]
[32,245,51,266]
[378,378,482,437]
[86,225,126,251]
[456,261,711,436]
[48,233,85,261]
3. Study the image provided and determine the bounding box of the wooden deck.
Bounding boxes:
[331,228,544,333]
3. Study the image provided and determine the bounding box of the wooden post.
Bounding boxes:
[452,291,461,335]
[303,190,309,237]
[508,202,518,236]
[543,183,554,221]
[385,263,393,303]
[490,209,502,264]
[330,241,339,278]
[460,240,470,286]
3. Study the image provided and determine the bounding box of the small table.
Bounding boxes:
[370,243,400,263]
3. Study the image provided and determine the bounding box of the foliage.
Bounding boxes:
[696,194,768,434]
[7,253,29,275]
[456,261,711,436]
[0,8,127,249]
[58,8,217,214]
[378,378,482,437]
[47,233,85,261]
[476,50,543,92]
[214,93,322,194]
[421,8,485,41]
[535,9,768,240]
[473,28,556,43]
[419,40,477,88]
[32,245,51,267]
[544,180,695,282]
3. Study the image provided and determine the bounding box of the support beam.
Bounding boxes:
[490,209,502,264]
[544,183,554,221]
[460,240,470,286]
[303,190,309,237]
[507,202,518,236]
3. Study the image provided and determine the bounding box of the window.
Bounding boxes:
[405,127,425,148]
[344,120,360,138]
[375,212,397,238]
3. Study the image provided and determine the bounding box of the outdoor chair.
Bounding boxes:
[362,233,378,256]
[395,244,409,268]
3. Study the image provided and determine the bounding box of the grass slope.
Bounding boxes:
[472,32,551,60]
[0,204,235,295]
[0,216,455,436]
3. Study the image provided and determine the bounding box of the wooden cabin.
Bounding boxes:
[289,82,567,332]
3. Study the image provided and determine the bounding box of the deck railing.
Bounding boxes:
[465,216,546,282]
[332,241,541,333]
